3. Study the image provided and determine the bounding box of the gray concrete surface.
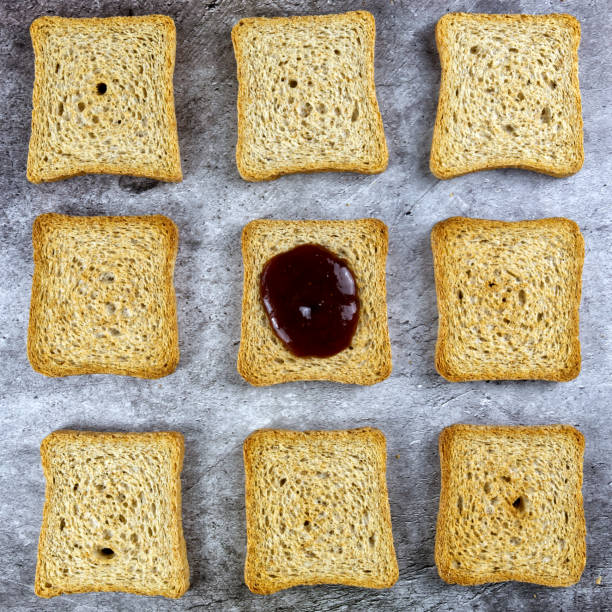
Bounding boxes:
[0,0,610,610]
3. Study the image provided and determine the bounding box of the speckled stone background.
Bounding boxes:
[0,0,610,610]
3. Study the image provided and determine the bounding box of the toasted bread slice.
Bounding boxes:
[28,213,179,378]
[243,428,398,594]
[435,424,586,586]
[35,430,189,598]
[431,217,584,381]
[232,11,388,181]
[238,219,391,385]
[28,15,181,183]
[430,13,583,178]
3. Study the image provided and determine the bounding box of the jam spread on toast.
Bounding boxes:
[260,244,359,357]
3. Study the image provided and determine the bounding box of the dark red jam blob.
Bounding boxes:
[260,243,360,358]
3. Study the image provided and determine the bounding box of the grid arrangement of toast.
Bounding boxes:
[22,9,590,600]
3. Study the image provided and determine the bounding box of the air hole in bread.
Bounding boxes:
[457,290,463,301]
[512,496,525,512]
[288,79,297,88]
[504,124,515,135]
[518,289,526,305]
[457,495,463,514]
[470,45,479,54]
[541,107,552,124]
[501,475,511,483]
[78,102,85,112]
[508,47,518,53]
[98,547,115,559]
[59,518,65,531]
[279,478,286,486]
[351,104,359,122]
[368,534,375,548]
[96,82,107,95]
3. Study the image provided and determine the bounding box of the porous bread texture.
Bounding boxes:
[28,15,181,183]
[28,213,179,378]
[435,424,586,586]
[431,217,584,382]
[232,11,388,181]
[238,219,391,385]
[243,428,398,594]
[430,13,583,178]
[35,430,189,598]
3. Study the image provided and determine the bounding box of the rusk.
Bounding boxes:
[238,219,391,385]
[232,11,388,181]
[430,13,583,178]
[435,424,586,586]
[243,428,398,594]
[431,217,584,381]
[28,213,179,378]
[27,15,181,182]
[35,430,189,598]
